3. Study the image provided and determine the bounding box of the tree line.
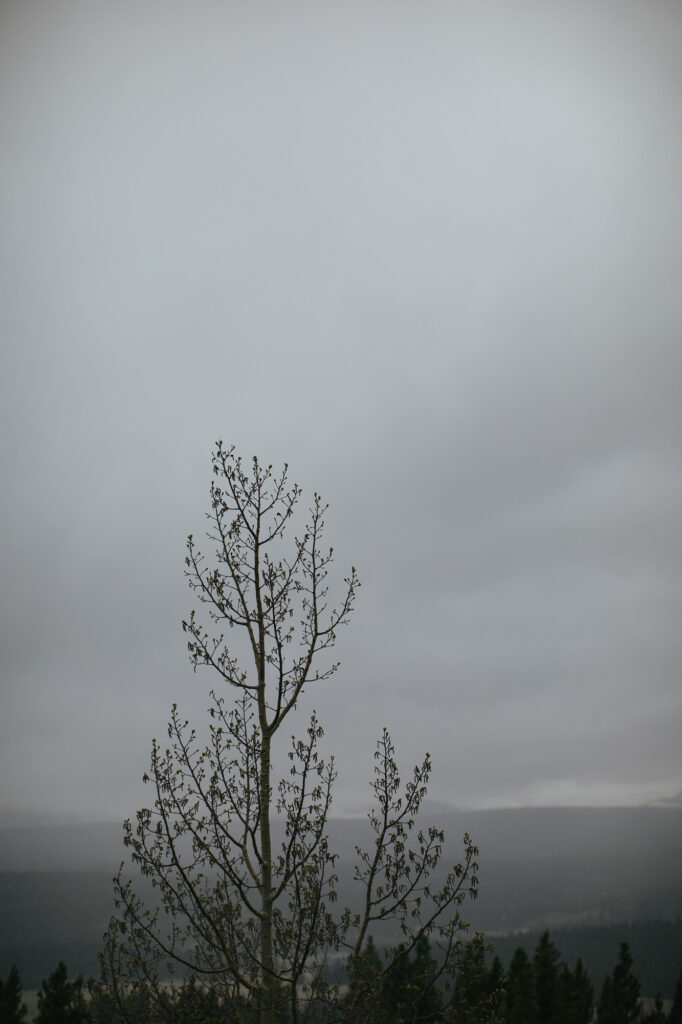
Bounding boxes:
[1,931,681,1023]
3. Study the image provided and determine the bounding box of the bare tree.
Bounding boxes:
[98,443,480,1024]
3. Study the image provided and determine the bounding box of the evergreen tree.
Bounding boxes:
[377,937,443,1024]
[0,965,28,1024]
[347,936,384,1020]
[488,956,504,991]
[504,946,535,1024]
[597,942,641,1024]
[410,934,441,1024]
[450,937,500,1023]
[599,975,617,1024]
[575,958,594,1024]
[533,931,561,1024]
[88,983,152,1024]
[172,975,228,1024]
[483,950,503,1024]
[613,942,641,1024]
[556,958,594,1024]
[380,944,412,1023]
[35,961,90,1024]
[669,968,682,1024]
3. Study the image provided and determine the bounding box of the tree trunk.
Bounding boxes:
[259,731,274,1024]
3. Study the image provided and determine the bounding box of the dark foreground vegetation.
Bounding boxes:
[2,929,681,1023]
[2,874,681,995]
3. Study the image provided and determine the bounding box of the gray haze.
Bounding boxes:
[1,0,681,824]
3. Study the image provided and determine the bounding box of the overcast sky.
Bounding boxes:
[1,0,681,825]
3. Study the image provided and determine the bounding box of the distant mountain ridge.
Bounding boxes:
[0,805,680,991]
[328,805,682,935]
[2,802,681,870]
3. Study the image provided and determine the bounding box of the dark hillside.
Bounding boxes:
[1,806,680,987]
[0,872,114,988]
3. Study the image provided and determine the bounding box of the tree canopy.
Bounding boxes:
[96,444,481,1024]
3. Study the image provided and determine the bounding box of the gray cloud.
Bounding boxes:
[1,0,680,822]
